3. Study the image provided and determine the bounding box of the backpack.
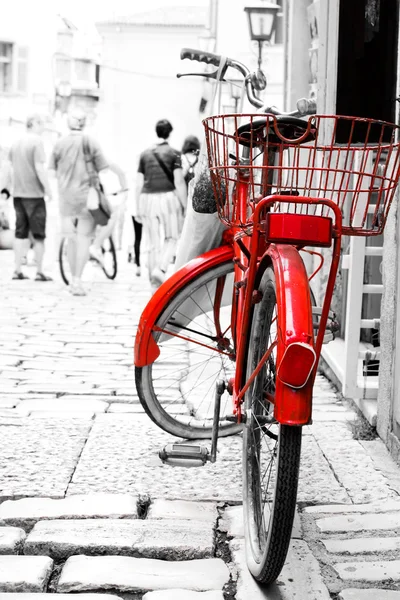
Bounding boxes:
[184,155,199,186]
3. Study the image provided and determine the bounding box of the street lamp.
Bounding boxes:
[244,1,279,70]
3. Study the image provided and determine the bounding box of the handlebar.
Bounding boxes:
[180,48,223,68]
[180,47,316,117]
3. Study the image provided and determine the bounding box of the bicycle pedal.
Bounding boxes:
[159,443,209,467]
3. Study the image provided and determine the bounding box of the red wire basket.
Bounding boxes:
[203,114,400,236]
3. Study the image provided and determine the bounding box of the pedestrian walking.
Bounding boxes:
[127,189,143,277]
[0,188,13,250]
[136,119,187,292]
[49,108,126,296]
[181,135,200,189]
[8,113,53,281]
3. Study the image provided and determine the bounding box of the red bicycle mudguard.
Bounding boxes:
[134,245,234,367]
[267,244,315,425]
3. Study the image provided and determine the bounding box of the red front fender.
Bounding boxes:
[268,244,315,425]
[134,245,234,367]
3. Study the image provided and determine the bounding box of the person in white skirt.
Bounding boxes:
[135,119,187,292]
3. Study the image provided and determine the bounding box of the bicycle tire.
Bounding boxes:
[59,237,71,285]
[135,260,242,439]
[101,236,117,280]
[243,265,302,584]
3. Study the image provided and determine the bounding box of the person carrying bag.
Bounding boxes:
[82,136,112,227]
[135,118,187,292]
[49,107,127,296]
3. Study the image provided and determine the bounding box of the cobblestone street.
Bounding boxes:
[2,248,400,599]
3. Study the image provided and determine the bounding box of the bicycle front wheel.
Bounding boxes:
[135,260,242,439]
[101,236,117,279]
[243,266,302,585]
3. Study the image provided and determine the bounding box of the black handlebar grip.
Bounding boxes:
[180,47,222,68]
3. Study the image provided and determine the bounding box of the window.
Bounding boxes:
[0,43,13,93]
[16,46,28,93]
[0,43,29,94]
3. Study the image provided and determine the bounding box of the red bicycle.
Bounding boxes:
[135,49,400,584]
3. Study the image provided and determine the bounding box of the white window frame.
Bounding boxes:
[0,41,29,95]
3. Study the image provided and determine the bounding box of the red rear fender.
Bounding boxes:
[134,245,234,367]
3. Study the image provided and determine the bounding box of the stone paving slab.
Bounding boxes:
[0,527,26,554]
[0,596,122,600]
[16,399,108,415]
[24,518,215,560]
[219,504,302,539]
[360,440,400,496]
[323,536,400,554]
[57,555,230,593]
[231,539,331,600]
[143,591,224,600]
[107,404,144,413]
[298,435,351,504]
[305,501,400,514]
[0,494,138,530]
[316,513,400,533]
[28,412,95,419]
[314,439,396,503]
[339,590,400,599]
[0,556,53,592]
[334,560,400,582]
[0,400,20,409]
[66,415,243,502]
[0,421,91,499]
[147,500,218,523]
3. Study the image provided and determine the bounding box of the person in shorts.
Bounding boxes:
[136,119,187,292]
[8,113,53,280]
[49,108,126,296]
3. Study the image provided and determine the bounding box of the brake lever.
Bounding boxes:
[177,65,229,80]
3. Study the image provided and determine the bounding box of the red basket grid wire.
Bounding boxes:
[203,114,400,236]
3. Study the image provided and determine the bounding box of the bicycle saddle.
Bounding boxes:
[236,115,317,147]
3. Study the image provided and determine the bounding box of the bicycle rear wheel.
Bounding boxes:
[101,236,117,279]
[59,237,71,285]
[135,260,242,439]
[243,266,302,584]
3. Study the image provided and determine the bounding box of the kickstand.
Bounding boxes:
[210,380,225,463]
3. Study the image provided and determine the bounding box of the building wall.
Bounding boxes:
[94,24,208,176]
[377,9,400,461]
[215,0,284,111]
[0,5,58,127]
